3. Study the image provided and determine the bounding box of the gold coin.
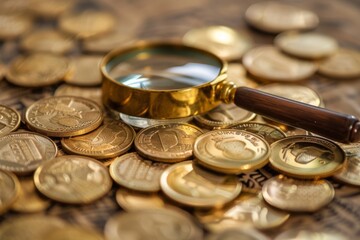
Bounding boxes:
[242,46,317,82]
[194,103,256,129]
[0,12,33,39]
[59,10,116,39]
[61,118,135,159]
[110,152,170,192]
[274,31,338,59]
[334,144,360,186]
[54,84,103,106]
[0,215,67,239]
[25,96,103,137]
[274,229,348,240]
[6,53,69,87]
[183,25,253,61]
[195,191,289,231]
[34,155,112,204]
[20,29,76,54]
[269,135,345,179]
[44,225,105,240]
[134,123,203,162]
[82,31,136,53]
[228,122,286,144]
[0,170,20,214]
[0,0,29,12]
[64,55,103,86]
[104,208,203,240]
[257,83,322,107]
[0,63,6,80]
[227,63,258,88]
[206,228,270,240]
[262,175,334,212]
[11,177,51,213]
[194,129,270,174]
[245,2,319,33]
[0,105,21,137]
[0,132,58,174]
[160,161,242,208]
[318,48,360,79]
[28,0,74,18]
[115,188,167,211]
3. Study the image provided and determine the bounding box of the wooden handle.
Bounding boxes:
[234,87,360,143]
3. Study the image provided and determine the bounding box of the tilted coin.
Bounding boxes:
[194,129,270,174]
[28,0,74,18]
[228,122,286,144]
[194,103,256,129]
[61,118,135,159]
[6,53,70,87]
[275,229,349,240]
[134,123,203,162]
[110,152,170,192]
[20,29,76,54]
[274,32,338,59]
[206,228,270,240]
[318,48,360,79]
[160,161,242,208]
[0,105,21,137]
[0,132,57,174]
[25,96,103,137]
[44,225,105,240]
[104,208,203,240]
[262,175,335,212]
[0,215,67,240]
[195,191,289,231]
[11,177,51,213]
[257,83,322,107]
[59,10,116,39]
[269,135,345,179]
[0,170,20,214]
[227,63,258,88]
[65,55,103,86]
[54,84,102,106]
[245,1,319,33]
[82,31,136,53]
[242,46,317,82]
[183,25,253,61]
[115,188,167,211]
[0,12,33,39]
[34,155,112,204]
[334,145,360,186]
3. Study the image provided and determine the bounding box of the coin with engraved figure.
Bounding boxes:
[104,208,203,240]
[160,161,242,207]
[245,2,319,33]
[195,191,289,231]
[61,118,135,159]
[25,96,103,137]
[242,46,317,82]
[194,129,270,174]
[110,152,170,192]
[34,155,112,204]
[334,145,360,186]
[262,175,334,212]
[6,53,69,87]
[0,12,33,40]
[194,103,256,129]
[11,177,51,213]
[65,55,103,86]
[0,132,57,174]
[135,123,203,162]
[269,136,345,179]
[228,122,286,144]
[0,170,20,214]
[0,105,21,137]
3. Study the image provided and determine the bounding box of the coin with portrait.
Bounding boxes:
[0,105,21,138]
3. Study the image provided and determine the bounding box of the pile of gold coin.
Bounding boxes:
[0,0,359,239]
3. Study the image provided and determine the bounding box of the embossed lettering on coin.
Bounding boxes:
[110,152,170,192]
[0,105,21,137]
[34,155,112,204]
[0,132,57,174]
[135,123,203,162]
[0,170,20,214]
[25,96,103,137]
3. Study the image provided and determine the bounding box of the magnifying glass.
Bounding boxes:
[101,41,359,143]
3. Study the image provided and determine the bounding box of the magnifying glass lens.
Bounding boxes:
[107,46,222,90]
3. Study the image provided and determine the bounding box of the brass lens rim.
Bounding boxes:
[101,40,229,119]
